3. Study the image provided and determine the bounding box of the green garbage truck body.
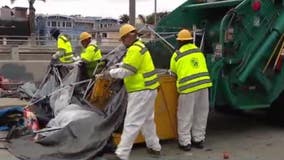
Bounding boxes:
[153,0,284,110]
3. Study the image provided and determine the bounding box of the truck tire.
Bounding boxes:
[267,92,284,125]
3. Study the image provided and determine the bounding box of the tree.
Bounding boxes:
[146,11,169,25]
[11,0,46,35]
[146,14,155,25]
[119,14,129,24]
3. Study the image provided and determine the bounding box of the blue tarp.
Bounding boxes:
[0,106,24,131]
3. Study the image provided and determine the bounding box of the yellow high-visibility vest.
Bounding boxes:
[57,34,74,63]
[81,42,102,62]
[170,43,212,94]
[81,42,102,77]
[122,40,159,92]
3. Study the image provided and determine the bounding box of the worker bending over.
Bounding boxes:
[50,28,74,63]
[79,32,102,77]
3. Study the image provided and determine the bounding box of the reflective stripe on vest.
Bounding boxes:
[59,37,67,42]
[58,34,73,63]
[133,44,148,55]
[59,34,69,42]
[179,72,209,84]
[136,44,159,87]
[143,70,157,78]
[143,70,158,86]
[121,63,137,73]
[62,54,73,61]
[175,46,212,93]
[123,41,159,92]
[145,77,159,86]
[57,48,65,52]
[179,79,211,92]
[175,48,201,61]
[89,44,99,53]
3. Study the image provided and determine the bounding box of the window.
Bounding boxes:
[66,22,72,27]
[62,22,66,27]
[57,21,60,27]
[51,21,56,27]
[47,21,50,26]
[100,24,103,28]
[102,33,107,38]
[104,24,107,28]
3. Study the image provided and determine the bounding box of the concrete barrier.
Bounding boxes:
[0,60,50,83]
[0,44,118,83]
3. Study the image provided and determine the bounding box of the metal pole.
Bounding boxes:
[154,0,157,25]
[129,0,136,25]
[147,25,175,50]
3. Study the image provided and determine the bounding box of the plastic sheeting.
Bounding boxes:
[7,46,128,160]
[0,106,23,131]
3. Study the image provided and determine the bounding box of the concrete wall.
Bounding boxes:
[0,60,50,83]
[0,42,118,83]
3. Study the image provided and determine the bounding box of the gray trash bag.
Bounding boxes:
[49,86,74,116]
[17,82,37,99]
[40,104,95,137]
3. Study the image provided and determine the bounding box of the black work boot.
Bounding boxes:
[106,155,123,160]
[178,143,191,151]
[192,140,204,149]
[147,148,161,157]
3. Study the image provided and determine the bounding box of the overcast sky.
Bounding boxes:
[0,0,187,18]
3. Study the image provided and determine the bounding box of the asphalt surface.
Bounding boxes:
[1,110,284,160]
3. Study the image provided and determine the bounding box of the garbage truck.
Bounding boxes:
[115,0,284,144]
[145,0,284,121]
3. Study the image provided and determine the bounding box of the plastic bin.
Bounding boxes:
[113,74,178,144]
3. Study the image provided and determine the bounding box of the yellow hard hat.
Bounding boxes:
[119,24,136,39]
[176,29,193,41]
[80,32,91,41]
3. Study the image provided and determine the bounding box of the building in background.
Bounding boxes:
[35,15,121,54]
[0,5,121,49]
[35,14,101,42]
[93,18,120,44]
[0,6,30,36]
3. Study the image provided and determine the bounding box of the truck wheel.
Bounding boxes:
[267,92,284,125]
[215,105,244,116]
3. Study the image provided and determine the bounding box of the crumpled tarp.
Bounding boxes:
[0,106,23,131]
[7,46,128,160]
[17,82,37,99]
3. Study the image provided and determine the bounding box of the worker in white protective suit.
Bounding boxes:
[103,24,161,160]
[170,29,212,151]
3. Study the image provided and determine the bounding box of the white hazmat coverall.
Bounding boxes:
[178,88,209,146]
[109,67,161,160]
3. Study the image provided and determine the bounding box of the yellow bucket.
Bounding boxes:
[113,74,178,144]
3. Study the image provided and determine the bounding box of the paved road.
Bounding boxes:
[1,110,284,160]
[127,110,284,160]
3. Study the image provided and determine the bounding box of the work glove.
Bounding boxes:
[95,71,111,79]
[109,63,121,70]
[52,54,57,59]
[72,56,81,62]
[167,69,177,77]
[52,51,65,59]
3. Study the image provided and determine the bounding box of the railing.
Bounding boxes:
[0,35,120,45]
[0,35,54,46]
[0,35,120,60]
